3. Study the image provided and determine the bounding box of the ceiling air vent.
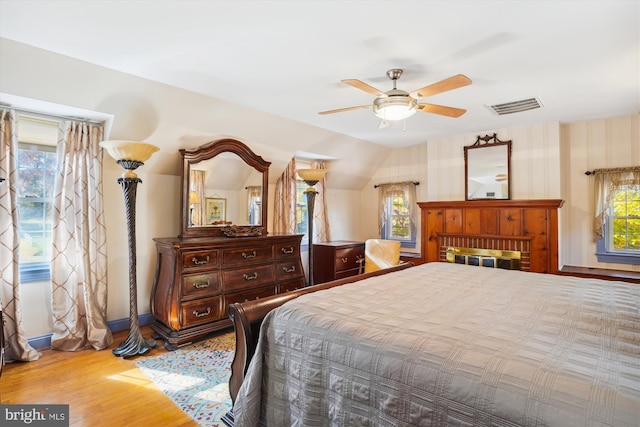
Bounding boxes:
[486,97,543,115]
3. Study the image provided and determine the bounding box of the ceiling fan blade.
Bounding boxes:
[410,74,472,98]
[342,79,386,96]
[318,105,371,115]
[417,103,467,118]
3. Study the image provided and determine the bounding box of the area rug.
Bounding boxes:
[135,332,235,426]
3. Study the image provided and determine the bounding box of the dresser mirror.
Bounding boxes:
[179,138,271,238]
[464,134,512,200]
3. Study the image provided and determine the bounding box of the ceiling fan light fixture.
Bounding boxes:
[373,95,417,121]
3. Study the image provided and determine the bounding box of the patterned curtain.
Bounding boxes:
[591,166,640,243]
[310,160,331,243]
[50,120,112,351]
[273,158,297,234]
[377,181,417,238]
[0,109,41,362]
[190,170,206,226]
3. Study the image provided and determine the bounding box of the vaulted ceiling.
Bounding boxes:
[0,1,638,148]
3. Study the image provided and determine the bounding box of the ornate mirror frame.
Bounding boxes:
[179,138,271,238]
[464,134,512,201]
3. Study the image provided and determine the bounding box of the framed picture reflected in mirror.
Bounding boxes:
[206,197,227,224]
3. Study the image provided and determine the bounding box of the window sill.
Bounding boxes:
[595,239,639,265]
[558,265,640,284]
[595,251,639,265]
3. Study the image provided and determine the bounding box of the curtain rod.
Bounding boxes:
[585,166,640,175]
[374,181,419,188]
[0,104,105,125]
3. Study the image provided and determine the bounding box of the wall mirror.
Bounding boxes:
[464,134,512,200]
[179,138,271,238]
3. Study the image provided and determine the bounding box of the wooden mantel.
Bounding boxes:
[418,199,564,274]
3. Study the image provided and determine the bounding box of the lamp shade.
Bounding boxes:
[100,140,159,163]
[297,169,327,183]
[189,191,200,204]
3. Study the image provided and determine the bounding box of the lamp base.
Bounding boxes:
[112,328,156,358]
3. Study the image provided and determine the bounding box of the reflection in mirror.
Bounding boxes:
[180,138,270,238]
[464,134,512,200]
[189,153,262,227]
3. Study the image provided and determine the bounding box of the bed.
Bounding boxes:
[223,262,640,426]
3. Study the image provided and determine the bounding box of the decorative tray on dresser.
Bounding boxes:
[150,233,304,350]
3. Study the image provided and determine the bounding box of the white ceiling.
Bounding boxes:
[0,0,638,148]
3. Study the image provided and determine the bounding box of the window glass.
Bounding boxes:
[16,116,59,282]
[248,195,261,225]
[296,180,309,243]
[385,193,411,240]
[609,186,640,252]
[18,143,56,266]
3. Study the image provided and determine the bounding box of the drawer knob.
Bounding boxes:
[193,281,210,289]
[243,272,258,281]
[242,251,257,259]
[192,255,210,265]
[281,247,294,254]
[282,266,296,273]
[193,307,212,318]
[341,257,348,263]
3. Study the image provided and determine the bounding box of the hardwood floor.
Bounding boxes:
[0,326,202,426]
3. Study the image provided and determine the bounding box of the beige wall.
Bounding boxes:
[561,115,640,271]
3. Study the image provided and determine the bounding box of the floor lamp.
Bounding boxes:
[297,169,327,287]
[101,140,159,358]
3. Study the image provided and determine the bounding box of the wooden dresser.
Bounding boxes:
[150,233,305,349]
[313,241,365,284]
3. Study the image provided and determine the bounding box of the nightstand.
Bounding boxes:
[313,241,365,285]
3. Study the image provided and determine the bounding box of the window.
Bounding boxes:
[246,186,262,225]
[381,189,416,248]
[16,117,59,282]
[383,192,412,241]
[596,185,640,264]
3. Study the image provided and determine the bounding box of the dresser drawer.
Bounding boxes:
[181,272,221,299]
[335,247,364,272]
[222,246,273,266]
[279,279,305,293]
[276,242,300,259]
[336,268,360,280]
[276,260,303,281]
[181,296,222,327]
[182,249,219,270]
[224,285,277,308]
[222,264,276,292]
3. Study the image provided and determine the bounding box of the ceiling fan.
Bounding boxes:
[319,69,472,122]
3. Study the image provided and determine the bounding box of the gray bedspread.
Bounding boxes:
[233,262,640,426]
